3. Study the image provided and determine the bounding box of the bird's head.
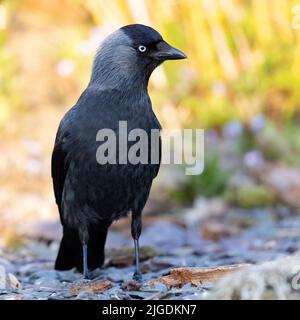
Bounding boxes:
[90,24,187,89]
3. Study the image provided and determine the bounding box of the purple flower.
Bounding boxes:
[243,150,264,168]
[250,114,266,134]
[223,120,243,139]
[206,129,219,142]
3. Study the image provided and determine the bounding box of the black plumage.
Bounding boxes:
[51,24,186,279]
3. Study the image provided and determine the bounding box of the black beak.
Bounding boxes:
[152,40,187,61]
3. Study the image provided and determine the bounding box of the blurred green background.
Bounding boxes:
[1,0,300,245]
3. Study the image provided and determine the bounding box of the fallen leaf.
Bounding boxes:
[147,264,249,289]
[69,280,112,296]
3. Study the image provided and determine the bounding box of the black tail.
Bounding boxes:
[55,224,110,272]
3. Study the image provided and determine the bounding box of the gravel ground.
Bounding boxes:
[1,209,300,300]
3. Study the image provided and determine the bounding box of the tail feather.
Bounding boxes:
[55,224,109,272]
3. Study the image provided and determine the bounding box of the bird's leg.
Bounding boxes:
[131,212,142,282]
[79,227,90,280]
[82,244,90,279]
[133,238,141,280]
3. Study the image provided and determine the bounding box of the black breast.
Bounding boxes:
[54,88,161,228]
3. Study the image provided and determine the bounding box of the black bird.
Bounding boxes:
[52,24,186,280]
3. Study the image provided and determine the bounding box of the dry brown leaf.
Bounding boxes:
[147,264,249,289]
[69,280,112,296]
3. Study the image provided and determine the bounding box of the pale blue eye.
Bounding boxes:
[138,45,147,53]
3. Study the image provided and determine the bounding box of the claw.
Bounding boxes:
[83,269,90,280]
[133,271,142,282]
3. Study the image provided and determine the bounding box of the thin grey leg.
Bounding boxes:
[82,244,89,279]
[131,212,142,281]
[133,239,142,281]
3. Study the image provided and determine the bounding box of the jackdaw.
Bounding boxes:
[52,24,186,280]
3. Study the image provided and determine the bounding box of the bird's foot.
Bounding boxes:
[83,269,91,280]
[133,271,142,282]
